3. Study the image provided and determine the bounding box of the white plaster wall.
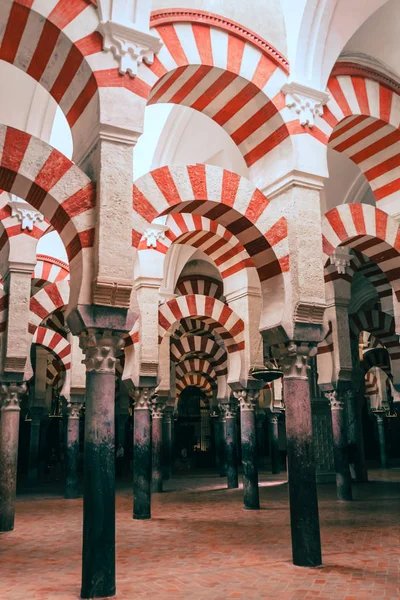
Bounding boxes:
[151,0,288,56]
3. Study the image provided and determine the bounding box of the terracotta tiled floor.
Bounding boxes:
[1,469,400,599]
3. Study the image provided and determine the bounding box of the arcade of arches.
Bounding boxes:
[1,1,400,598]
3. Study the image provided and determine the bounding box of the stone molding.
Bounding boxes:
[92,276,133,309]
[293,300,326,325]
[281,82,330,127]
[8,198,44,231]
[36,254,69,272]
[0,382,27,411]
[80,329,124,373]
[281,341,313,380]
[262,169,326,200]
[150,9,289,73]
[334,55,400,95]
[233,389,259,411]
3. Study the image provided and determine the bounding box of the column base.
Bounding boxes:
[133,514,151,520]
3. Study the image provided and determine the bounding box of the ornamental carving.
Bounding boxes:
[281,82,329,128]
[325,390,345,410]
[66,403,83,419]
[132,387,155,410]
[233,389,259,411]
[151,397,166,419]
[80,329,124,373]
[219,400,238,419]
[143,224,169,248]
[329,247,352,275]
[0,382,27,410]
[281,342,313,379]
[9,198,44,231]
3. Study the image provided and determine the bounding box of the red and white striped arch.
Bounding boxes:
[0,278,8,333]
[29,279,69,335]
[175,276,223,301]
[363,347,392,377]
[349,309,400,383]
[134,10,292,176]
[31,254,70,295]
[365,369,379,401]
[171,334,227,370]
[318,72,400,214]
[133,164,289,286]
[322,204,400,301]
[0,125,94,306]
[176,357,224,380]
[176,373,215,398]
[159,295,244,354]
[32,326,71,372]
[174,318,222,340]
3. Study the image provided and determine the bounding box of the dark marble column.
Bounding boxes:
[27,406,44,484]
[133,388,153,519]
[79,329,121,600]
[268,412,280,475]
[347,388,368,482]
[282,342,322,567]
[151,398,165,493]
[256,410,266,468]
[210,411,220,472]
[162,406,173,480]
[219,401,238,488]
[65,402,82,500]
[375,414,388,469]
[326,390,352,501]
[218,410,227,477]
[0,382,27,531]
[235,390,260,509]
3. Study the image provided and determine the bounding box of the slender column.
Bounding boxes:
[347,388,368,482]
[80,330,122,600]
[162,407,173,480]
[256,410,266,468]
[151,398,165,493]
[210,412,220,472]
[218,410,227,477]
[282,342,322,567]
[219,401,238,489]
[236,390,260,509]
[375,414,388,469]
[27,406,44,484]
[133,388,153,519]
[326,391,352,501]
[268,412,280,475]
[0,382,26,531]
[65,402,82,499]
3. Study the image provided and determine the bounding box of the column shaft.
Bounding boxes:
[225,414,238,489]
[152,415,163,493]
[133,398,152,519]
[81,370,116,599]
[65,407,81,499]
[218,416,227,477]
[162,412,173,480]
[240,402,260,509]
[328,393,352,501]
[376,416,388,469]
[0,385,25,532]
[27,409,43,484]
[269,414,280,475]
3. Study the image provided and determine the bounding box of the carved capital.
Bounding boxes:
[0,382,27,411]
[151,397,166,419]
[281,82,329,127]
[143,223,169,248]
[66,402,83,419]
[325,390,345,410]
[9,198,44,231]
[281,342,313,379]
[233,389,259,411]
[98,21,162,77]
[219,400,238,419]
[80,329,124,373]
[268,412,279,424]
[132,387,155,410]
[329,247,352,275]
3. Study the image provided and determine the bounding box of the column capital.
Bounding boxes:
[218,400,238,419]
[281,341,315,380]
[0,382,27,411]
[132,387,155,410]
[233,389,259,411]
[325,390,345,410]
[281,81,330,128]
[80,329,125,373]
[66,402,83,419]
[268,412,280,424]
[150,397,166,419]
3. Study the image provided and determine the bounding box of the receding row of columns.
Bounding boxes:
[0,334,381,599]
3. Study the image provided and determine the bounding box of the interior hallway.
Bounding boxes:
[1,469,399,600]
